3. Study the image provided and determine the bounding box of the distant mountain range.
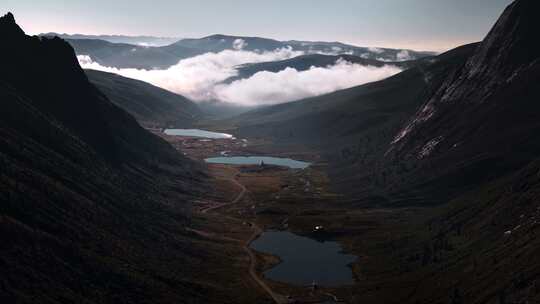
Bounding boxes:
[40,32,179,46]
[41,33,436,70]
[168,34,285,53]
[58,38,199,69]
[166,34,436,61]
[224,53,416,83]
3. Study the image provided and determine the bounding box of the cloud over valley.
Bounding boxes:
[78,48,402,106]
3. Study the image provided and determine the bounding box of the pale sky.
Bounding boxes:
[3,0,513,52]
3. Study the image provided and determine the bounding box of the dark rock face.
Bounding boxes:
[0,12,194,165]
[0,13,208,304]
[385,0,540,201]
[0,12,23,36]
[393,0,540,147]
[1,12,114,162]
[370,3,540,302]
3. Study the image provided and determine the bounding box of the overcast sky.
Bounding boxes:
[3,0,513,52]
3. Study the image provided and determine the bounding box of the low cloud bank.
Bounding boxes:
[78,49,402,106]
[78,47,302,101]
[214,59,401,106]
[377,49,414,62]
[396,50,413,61]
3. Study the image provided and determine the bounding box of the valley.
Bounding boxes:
[2,1,540,303]
[154,127,435,303]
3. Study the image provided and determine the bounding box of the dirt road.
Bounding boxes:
[200,174,246,214]
[194,173,288,304]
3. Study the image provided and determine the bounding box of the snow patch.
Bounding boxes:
[418,136,444,159]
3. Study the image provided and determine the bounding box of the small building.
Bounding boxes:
[310,280,318,292]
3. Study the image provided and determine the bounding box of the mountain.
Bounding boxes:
[381,0,540,204]
[58,33,435,70]
[171,34,435,60]
[286,40,436,61]
[0,13,233,304]
[373,2,540,302]
[61,38,199,69]
[229,0,540,202]
[85,69,201,127]
[223,43,476,206]
[228,0,540,205]
[40,32,179,46]
[224,53,416,83]
[227,43,474,152]
[168,34,285,53]
[225,0,540,302]
[167,34,435,62]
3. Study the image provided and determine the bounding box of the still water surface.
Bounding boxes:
[205,156,310,169]
[250,231,356,286]
[164,129,233,139]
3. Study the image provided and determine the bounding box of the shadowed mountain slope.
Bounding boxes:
[228,43,475,150]
[0,12,236,304]
[380,0,540,203]
[85,69,201,127]
[369,3,540,301]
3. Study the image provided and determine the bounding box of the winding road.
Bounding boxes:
[200,175,247,214]
[193,173,288,304]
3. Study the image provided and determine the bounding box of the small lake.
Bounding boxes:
[205,156,310,169]
[250,231,357,286]
[163,129,233,139]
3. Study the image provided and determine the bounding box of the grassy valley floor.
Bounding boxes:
[156,125,540,304]
[155,129,431,303]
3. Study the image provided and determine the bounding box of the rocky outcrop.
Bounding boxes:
[391,0,540,159]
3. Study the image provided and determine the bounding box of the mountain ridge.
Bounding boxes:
[40,32,179,46]
[0,12,232,304]
[52,32,435,69]
[382,0,540,203]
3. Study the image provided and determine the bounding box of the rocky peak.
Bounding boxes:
[1,12,15,23]
[464,0,540,81]
[0,12,25,37]
[390,0,540,153]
